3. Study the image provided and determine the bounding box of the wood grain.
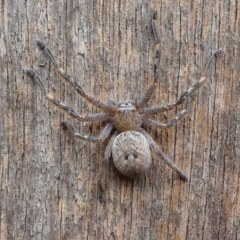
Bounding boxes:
[0,0,239,239]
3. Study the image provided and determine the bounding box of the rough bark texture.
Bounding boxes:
[0,0,239,239]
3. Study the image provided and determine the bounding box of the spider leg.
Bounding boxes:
[139,128,188,181]
[26,69,110,122]
[136,51,161,109]
[98,131,118,201]
[36,40,115,114]
[151,10,160,43]
[144,109,187,128]
[136,76,158,109]
[144,77,206,116]
[144,49,222,116]
[61,122,114,143]
[61,121,115,201]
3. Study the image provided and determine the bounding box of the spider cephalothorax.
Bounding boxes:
[113,101,142,132]
[26,40,221,182]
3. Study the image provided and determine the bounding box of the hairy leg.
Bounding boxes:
[144,109,187,128]
[139,128,188,181]
[61,122,114,143]
[144,49,222,116]
[36,40,115,114]
[151,10,160,43]
[61,121,115,201]
[136,51,161,109]
[26,69,110,122]
[97,131,118,201]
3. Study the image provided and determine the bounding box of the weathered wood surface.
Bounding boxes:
[0,0,239,239]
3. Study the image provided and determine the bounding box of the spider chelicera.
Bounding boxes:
[26,40,221,182]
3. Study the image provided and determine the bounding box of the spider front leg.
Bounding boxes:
[36,40,115,114]
[144,49,222,116]
[26,69,110,122]
[136,51,161,109]
[139,128,188,181]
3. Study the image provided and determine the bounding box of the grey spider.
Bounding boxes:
[26,40,221,182]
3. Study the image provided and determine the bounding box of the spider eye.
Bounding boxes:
[125,155,129,160]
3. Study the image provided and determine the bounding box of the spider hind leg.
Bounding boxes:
[139,128,188,181]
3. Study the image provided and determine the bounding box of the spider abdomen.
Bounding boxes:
[112,131,151,178]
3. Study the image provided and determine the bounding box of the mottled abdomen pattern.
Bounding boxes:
[112,131,151,177]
